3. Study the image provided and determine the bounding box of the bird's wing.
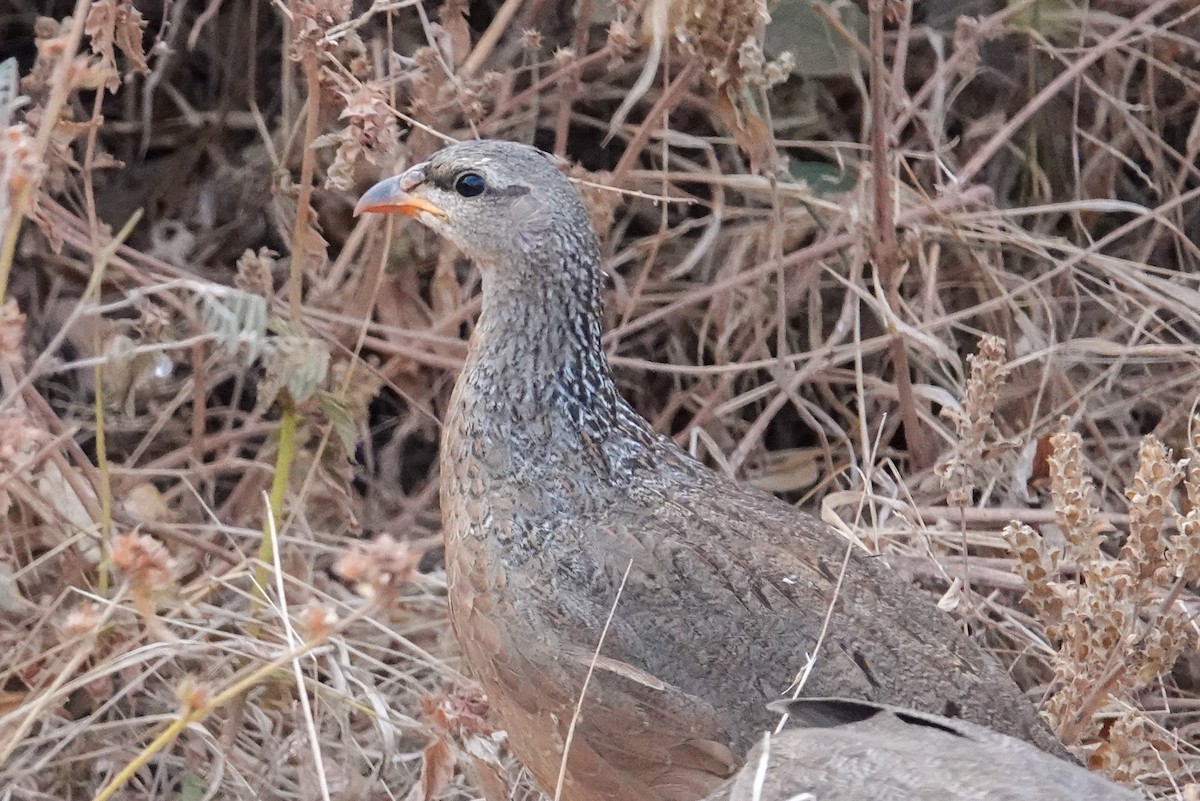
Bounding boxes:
[577,473,1067,759]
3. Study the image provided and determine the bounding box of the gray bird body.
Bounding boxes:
[358,140,1072,801]
[708,698,1141,801]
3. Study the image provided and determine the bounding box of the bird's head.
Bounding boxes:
[355,140,593,267]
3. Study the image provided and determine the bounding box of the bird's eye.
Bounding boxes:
[454,172,486,197]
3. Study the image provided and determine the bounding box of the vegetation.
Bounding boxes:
[1,0,1198,797]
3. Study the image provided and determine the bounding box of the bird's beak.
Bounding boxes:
[354,162,447,219]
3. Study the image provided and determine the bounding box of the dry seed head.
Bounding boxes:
[1172,418,1200,581]
[1035,428,1199,767]
[413,45,441,74]
[1048,426,1106,561]
[1094,709,1169,784]
[671,0,770,89]
[1185,418,1200,510]
[0,407,44,466]
[32,16,60,42]
[520,28,543,52]
[552,47,576,71]
[289,0,347,64]
[300,600,337,640]
[1121,435,1178,584]
[952,17,983,78]
[1171,507,1200,582]
[83,0,150,91]
[935,335,1011,506]
[133,298,171,341]
[422,685,497,739]
[960,335,1008,439]
[27,17,117,101]
[606,20,637,60]
[111,532,176,593]
[1004,521,1062,619]
[763,51,794,87]
[459,86,487,125]
[60,601,104,637]
[176,676,211,712]
[336,534,420,599]
[322,84,400,191]
[234,247,278,296]
[338,85,399,155]
[3,124,40,201]
[735,38,764,83]
[1132,614,1188,686]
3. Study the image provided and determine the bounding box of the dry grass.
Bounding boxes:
[2,0,1200,798]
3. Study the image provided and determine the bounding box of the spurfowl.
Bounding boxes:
[357,140,1066,801]
[707,698,1138,801]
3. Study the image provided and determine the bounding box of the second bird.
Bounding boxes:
[357,140,1066,801]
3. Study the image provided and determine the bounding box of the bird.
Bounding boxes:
[356,139,1069,801]
[705,698,1140,801]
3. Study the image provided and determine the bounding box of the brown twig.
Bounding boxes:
[867,0,933,469]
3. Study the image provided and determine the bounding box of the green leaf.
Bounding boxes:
[178,772,209,801]
[788,160,857,195]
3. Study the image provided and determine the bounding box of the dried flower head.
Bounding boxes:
[520,28,542,52]
[1121,435,1178,586]
[60,601,104,638]
[422,685,497,739]
[300,600,338,640]
[1008,421,1198,778]
[321,84,400,191]
[1171,419,1200,582]
[336,534,420,599]
[290,0,348,61]
[606,19,637,64]
[112,532,176,594]
[176,676,211,712]
[84,0,150,91]
[763,51,794,87]
[935,335,1011,506]
[552,47,576,71]
[1048,426,1107,561]
[0,408,44,467]
[234,247,278,297]
[2,123,40,209]
[671,0,770,90]
[1004,521,1062,620]
[952,16,983,79]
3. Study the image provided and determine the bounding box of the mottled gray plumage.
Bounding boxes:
[358,140,1069,801]
[707,698,1140,801]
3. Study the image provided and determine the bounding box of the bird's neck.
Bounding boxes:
[455,241,622,441]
